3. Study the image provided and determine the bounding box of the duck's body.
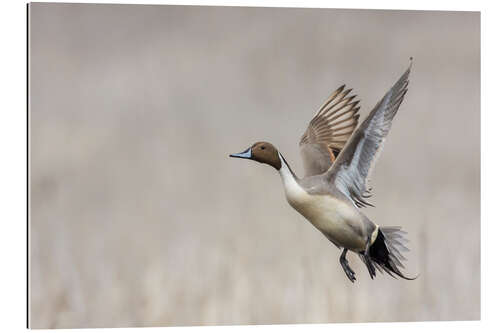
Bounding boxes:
[279,155,373,252]
[230,61,415,282]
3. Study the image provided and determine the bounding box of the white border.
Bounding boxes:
[1,0,498,332]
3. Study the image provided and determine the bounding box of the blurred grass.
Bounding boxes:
[29,3,480,328]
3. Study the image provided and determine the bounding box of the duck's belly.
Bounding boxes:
[288,194,367,251]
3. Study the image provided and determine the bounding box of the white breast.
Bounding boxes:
[278,154,366,250]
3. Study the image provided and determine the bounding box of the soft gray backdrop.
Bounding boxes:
[29,3,480,329]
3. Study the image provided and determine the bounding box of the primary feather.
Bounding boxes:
[327,62,411,208]
[299,85,360,177]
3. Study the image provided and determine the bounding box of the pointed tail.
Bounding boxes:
[362,226,418,280]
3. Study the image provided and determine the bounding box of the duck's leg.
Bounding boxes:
[339,248,356,283]
[363,239,377,279]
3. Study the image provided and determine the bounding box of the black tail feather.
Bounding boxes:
[361,226,417,280]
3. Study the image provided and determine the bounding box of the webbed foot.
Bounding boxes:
[339,248,356,283]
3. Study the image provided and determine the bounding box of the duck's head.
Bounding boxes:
[229,141,282,170]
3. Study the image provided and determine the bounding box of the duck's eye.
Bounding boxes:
[261,146,266,150]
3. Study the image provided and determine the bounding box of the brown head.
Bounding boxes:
[229,141,282,170]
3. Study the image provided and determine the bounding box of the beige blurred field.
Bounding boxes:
[28,3,480,329]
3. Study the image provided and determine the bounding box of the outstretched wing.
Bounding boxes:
[299,85,360,177]
[326,62,411,208]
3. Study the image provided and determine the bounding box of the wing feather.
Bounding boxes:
[300,85,361,177]
[326,62,412,208]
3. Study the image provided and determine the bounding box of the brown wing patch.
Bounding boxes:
[299,85,361,176]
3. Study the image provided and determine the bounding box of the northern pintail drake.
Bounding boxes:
[230,61,415,282]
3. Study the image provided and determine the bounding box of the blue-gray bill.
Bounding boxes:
[229,148,252,159]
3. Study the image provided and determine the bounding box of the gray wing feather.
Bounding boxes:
[326,63,411,208]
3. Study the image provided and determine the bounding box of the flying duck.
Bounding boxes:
[230,61,415,282]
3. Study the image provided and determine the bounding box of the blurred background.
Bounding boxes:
[29,3,480,329]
